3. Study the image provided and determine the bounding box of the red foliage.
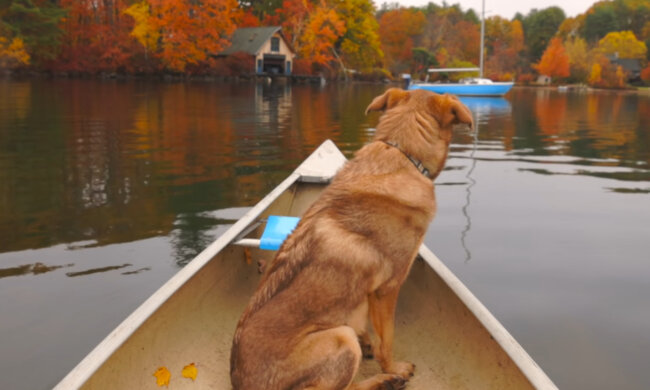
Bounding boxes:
[517,73,536,84]
[642,64,650,82]
[240,11,261,27]
[293,58,313,75]
[50,0,139,73]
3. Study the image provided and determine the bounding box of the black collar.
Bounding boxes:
[381,141,433,180]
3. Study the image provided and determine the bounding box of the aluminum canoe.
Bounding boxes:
[54,139,556,390]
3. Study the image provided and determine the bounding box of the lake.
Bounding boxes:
[0,79,648,390]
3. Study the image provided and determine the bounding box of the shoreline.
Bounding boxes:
[3,71,648,93]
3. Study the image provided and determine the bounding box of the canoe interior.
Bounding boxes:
[79,179,534,389]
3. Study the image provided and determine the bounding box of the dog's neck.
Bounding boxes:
[381,141,434,180]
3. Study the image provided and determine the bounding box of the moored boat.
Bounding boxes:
[408,0,514,98]
[54,140,556,390]
[409,77,514,97]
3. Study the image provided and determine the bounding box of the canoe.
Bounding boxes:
[54,140,557,389]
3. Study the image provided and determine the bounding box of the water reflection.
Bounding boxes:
[0,82,648,261]
[454,97,512,263]
[0,262,73,279]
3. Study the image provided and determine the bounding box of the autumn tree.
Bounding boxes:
[55,0,138,72]
[0,36,29,68]
[148,0,242,72]
[273,0,312,48]
[588,55,625,88]
[484,17,524,79]
[564,36,590,82]
[0,0,65,64]
[124,2,159,61]
[534,37,570,80]
[597,30,647,60]
[298,2,345,70]
[583,0,650,42]
[379,8,426,74]
[332,0,383,73]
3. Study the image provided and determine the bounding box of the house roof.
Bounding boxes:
[220,26,288,56]
[611,58,642,72]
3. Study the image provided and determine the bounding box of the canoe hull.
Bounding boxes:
[409,82,514,97]
[54,140,555,390]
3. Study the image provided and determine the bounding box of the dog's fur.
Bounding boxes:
[230,88,473,390]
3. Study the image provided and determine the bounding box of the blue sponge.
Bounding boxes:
[260,216,301,250]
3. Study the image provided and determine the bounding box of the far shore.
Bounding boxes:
[2,70,649,94]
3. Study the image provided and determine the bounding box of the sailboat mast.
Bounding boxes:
[479,0,485,78]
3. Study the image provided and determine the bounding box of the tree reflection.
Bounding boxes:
[0,81,647,263]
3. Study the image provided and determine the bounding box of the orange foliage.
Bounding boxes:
[274,0,313,48]
[297,3,346,69]
[240,11,261,27]
[54,0,138,73]
[534,38,570,79]
[149,0,241,72]
[588,56,626,88]
[484,17,524,79]
[641,64,650,81]
[378,9,425,73]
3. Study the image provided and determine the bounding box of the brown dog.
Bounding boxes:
[230,88,473,390]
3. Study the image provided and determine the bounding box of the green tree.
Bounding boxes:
[0,0,65,63]
[522,6,566,61]
[584,2,621,42]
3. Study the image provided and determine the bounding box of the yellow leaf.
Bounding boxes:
[153,366,171,387]
[182,363,198,381]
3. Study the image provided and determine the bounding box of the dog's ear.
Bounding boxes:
[428,94,474,130]
[365,88,410,115]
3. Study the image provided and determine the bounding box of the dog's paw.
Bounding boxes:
[386,361,415,379]
[378,374,407,390]
[361,342,374,359]
[358,335,374,359]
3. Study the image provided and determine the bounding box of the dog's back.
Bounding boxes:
[231,88,473,390]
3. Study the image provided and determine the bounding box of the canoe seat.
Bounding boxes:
[234,215,300,250]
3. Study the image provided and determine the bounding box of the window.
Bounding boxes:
[271,37,280,52]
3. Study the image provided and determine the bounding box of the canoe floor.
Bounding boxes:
[79,182,534,389]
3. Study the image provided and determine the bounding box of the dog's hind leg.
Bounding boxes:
[283,326,362,390]
[287,326,408,390]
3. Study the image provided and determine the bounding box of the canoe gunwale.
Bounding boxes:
[54,139,347,390]
[53,170,303,389]
[417,246,558,389]
[53,139,556,390]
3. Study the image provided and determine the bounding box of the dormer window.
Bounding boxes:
[271,37,280,52]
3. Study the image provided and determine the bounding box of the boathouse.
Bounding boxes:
[219,26,295,75]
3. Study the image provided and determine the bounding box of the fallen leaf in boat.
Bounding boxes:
[153,366,171,387]
[244,247,252,264]
[182,363,198,381]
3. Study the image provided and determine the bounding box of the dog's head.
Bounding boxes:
[365,88,473,133]
[365,88,473,179]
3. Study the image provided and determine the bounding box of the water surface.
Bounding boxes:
[0,80,648,389]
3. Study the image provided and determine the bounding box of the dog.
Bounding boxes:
[230,88,473,390]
